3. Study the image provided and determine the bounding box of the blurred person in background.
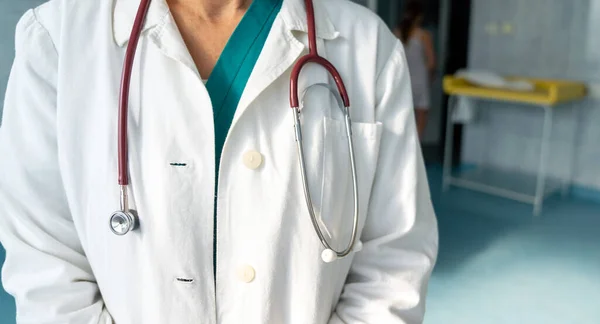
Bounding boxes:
[394,0,436,140]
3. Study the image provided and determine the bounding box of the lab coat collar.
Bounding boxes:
[113,0,170,47]
[279,0,340,40]
[112,0,339,47]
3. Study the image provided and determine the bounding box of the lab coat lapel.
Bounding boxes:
[113,0,170,47]
[233,17,304,124]
[147,14,199,78]
[233,0,340,125]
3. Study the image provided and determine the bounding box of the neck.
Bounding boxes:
[167,0,252,21]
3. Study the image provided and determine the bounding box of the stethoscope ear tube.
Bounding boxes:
[287,0,359,262]
[293,106,360,262]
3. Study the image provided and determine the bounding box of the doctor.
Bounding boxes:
[0,0,438,323]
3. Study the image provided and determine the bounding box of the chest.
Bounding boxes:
[168,9,246,79]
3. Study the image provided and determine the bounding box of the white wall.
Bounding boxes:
[463,0,600,190]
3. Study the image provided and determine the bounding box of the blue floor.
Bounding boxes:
[424,166,600,324]
[0,166,599,323]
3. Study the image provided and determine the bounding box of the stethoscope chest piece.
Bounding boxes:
[110,185,138,236]
[110,210,138,236]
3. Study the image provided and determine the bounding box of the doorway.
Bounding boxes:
[378,0,471,165]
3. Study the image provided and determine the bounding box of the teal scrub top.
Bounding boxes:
[204,0,283,275]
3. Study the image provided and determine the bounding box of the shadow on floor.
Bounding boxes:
[426,166,531,275]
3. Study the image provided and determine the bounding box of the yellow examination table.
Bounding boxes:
[442,76,587,216]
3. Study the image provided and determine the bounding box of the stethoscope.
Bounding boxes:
[110,0,361,263]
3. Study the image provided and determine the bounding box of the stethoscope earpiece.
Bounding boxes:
[321,249,338,263]
[353,240,363,253]
[321,241,363,263]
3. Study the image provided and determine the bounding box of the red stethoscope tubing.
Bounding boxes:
[289,0,350,109]
[117,0,350,185]
[118,0,151,186]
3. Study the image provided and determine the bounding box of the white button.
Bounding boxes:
[243,151,263,170]
[237,265,256,283]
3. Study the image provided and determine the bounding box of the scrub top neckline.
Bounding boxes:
[202,0,283,278]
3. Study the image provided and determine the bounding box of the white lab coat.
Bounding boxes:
[0,0,438,323]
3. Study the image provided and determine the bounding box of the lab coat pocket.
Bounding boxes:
[319,116,382,250]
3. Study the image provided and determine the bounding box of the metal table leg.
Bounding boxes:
[533,106,553,216]
[443,95,456,191]
[562,105,578,197]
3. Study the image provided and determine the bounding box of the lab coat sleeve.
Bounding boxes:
[0,10,113,324]
[330,41,439,323]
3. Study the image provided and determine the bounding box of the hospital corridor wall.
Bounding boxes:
[460,0,600,195]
